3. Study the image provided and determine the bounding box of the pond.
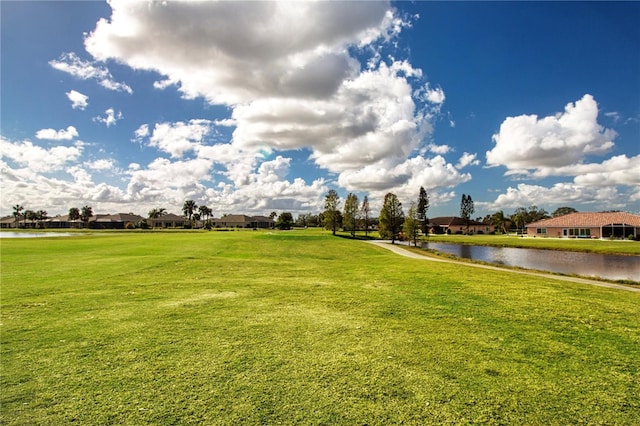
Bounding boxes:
[422,242,640,282]
[0,232,80,239]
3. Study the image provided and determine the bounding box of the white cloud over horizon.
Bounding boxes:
[483,95,639,212]
[55,0,469,215]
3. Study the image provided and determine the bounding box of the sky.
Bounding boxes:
[1,1,639,219]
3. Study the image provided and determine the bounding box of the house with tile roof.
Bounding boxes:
[428,217,495,234]
[149,213,186,228]
[525,212,640,239]
[211,214,274,229]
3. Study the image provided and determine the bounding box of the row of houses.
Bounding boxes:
[3,211,639,239]
[0,213,275,229]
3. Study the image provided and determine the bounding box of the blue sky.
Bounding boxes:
[2,1,639,219]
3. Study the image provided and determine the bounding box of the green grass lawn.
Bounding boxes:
[2,230,639,424]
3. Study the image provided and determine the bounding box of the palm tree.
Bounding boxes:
[148,207,167,219]
[491,210,508,234]
[36,210,48,229]
[198,205,212,227]
[182,200,197,227]
[12,204,24,228]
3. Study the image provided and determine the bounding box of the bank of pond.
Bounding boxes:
[422,241,639,282]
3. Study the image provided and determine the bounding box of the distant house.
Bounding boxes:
[212,214,274,229]
[91,213,144,229]
[46,215,80,228]
[0,216,19,228]
[526,212,640,239]
[149,213,186,228]
[429,216,495,234]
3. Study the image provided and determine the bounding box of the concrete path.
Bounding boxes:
[366,240,640,293]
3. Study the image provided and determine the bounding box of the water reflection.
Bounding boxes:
[0,232,78,238]
[423,242,640,282]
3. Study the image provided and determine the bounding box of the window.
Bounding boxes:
[536,228,547,235]
[568,228,590,237]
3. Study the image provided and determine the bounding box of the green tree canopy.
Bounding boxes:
[80,205,93,228]
[360,196,371,237]
[343,193,359,238]
[417,186,430,235]
[12,204,24,227]
[182,200,197,225]
[148,207,167,219]
[275,212,294,230]
[403,201,420,246]
[511,206,549,232]
[459,194,475,233]
[379,192,404,244]
[552,206,578,217]
[490,210,509,234]
[323,189,341,235]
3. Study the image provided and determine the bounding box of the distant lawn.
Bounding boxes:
[2,230,639,424]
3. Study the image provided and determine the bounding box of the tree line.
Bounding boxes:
[11,196,581,234]
[321,187,431,244]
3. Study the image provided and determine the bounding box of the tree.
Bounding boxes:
[182,200,197,226]
[35,210,48,229]
[80,205,93,228]
[199,205,212,227]
[343,193,359,238]
[360,196,371,237]
[417,186,430,235]
[323,189,341,235]
[379,192,404,244]
[269,211,277,221]
[459,194,475,234]
[490,210,509,234]
[25,210,37,228]
[552,206,578,217]
[148,207,167,219]
[68,207,80,228]
[512,206,549,233]
[275,212,294,230]
[12,204,24,228]
[511,208,527,234]
[403,201,420,246]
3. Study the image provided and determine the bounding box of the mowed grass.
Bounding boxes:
[1,230,639,424]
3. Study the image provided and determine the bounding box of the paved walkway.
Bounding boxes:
[366,240,640,293]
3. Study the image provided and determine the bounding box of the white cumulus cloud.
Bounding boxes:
[486,94,617,173]
[93,108,123,127]
[81,1,462,202]
[1,136,82,173]
[35,126,79,141]
[66,90,89,110]
[50,52,132,94]
[85,1,392,104]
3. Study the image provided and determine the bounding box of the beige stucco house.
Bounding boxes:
[526,212,640,239]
